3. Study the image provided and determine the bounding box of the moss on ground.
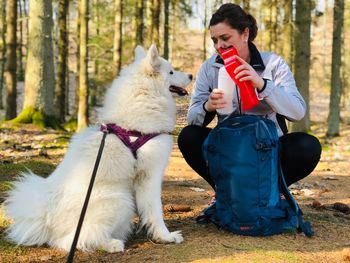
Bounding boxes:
[0,161,56,180]
[4,106,62,130]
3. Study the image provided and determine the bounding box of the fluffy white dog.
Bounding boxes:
[4,45,192,252]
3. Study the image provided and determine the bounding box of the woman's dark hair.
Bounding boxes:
[209,3,258,42]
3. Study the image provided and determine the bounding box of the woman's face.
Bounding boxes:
[209,22,249,55]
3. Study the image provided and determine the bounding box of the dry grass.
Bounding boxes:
[0,96,350,263]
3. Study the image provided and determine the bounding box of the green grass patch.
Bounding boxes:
[0,181,12,192]
[173,124,185,137]
[43,137,70,149]
[0,233,28,255]
[0,161,56,180]
[303,212,339,224]
[321,144,330,151]
[63,118,77,132]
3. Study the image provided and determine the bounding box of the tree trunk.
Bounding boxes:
[113,0,123,76]
[341,2,350,110]
[12,0,55,127]
[147,0,153,46]
[154,0,161,47]
[203,0,208,61]
[135,0,145,46]
[17,0,24,81]
[149,0,160,47]
[77,0,89,131]
[282,0,293,67]
[242,0,250,12]
[291,0,312,132]
[4,0,17,119]
[163,0,169,59]
[169,0,176,60]
[0,0,6,110]
[90,0,99,107]
[74,0,81,116]
[268,0,278,52]
[54,0,69,122]
[262,0,272,51]
[326,0,345,137]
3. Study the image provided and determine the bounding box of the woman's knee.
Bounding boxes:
[178,125,196,150]
[298,133,322,159]
[177,125,210,150]
[281,132,321,162]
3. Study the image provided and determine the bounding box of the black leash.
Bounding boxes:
[66,131,108,263]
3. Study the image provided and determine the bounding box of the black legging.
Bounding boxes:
[178,125,322,190]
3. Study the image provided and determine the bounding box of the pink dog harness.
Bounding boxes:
[100,124,160,159]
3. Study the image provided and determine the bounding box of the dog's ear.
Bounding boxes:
[146,44,161,69]
[135,45,147,61]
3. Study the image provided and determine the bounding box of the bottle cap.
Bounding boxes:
[219,47,238,62]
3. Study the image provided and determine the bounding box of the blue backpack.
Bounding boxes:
[198,114,313,237]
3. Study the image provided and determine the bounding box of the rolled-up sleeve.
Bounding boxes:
[258,56,306,121]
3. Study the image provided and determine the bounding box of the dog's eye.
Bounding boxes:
[169,71,174,75]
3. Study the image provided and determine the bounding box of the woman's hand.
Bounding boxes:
[233,55,265,91]
[204,89,227,112]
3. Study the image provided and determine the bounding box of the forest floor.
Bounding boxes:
[0,93,350,263]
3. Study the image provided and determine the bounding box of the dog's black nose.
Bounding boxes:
[188,74,193,80]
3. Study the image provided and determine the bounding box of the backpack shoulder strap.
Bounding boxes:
[276,113,288,135]
[278,159,314,237]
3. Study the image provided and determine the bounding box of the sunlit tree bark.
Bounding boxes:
[12,0,55,127]
[17,0,24,81]
[113,0,123,76]
[291,0,312,132]
[54,0,69,122]
[327,0,345,137]
[163,0,169,59]
[282,0,293,67]
[4,0,17,119]
[77,0,89,131]
[135,0,145,46]
[0,0,7,110]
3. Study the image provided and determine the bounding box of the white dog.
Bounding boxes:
[4,45,192,252]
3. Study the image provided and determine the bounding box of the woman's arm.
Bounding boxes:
[187,62,216,126]
[258,56,306,121]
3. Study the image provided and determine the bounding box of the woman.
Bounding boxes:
[178,3,321,191]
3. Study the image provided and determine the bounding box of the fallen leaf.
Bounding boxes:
[164,204,191,212]
[342,248,350,261]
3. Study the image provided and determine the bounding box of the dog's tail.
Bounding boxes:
[4,171,50,246]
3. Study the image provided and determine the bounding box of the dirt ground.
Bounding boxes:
[0,95,350,263]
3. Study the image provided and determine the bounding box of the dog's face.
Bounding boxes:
[135,45,192,96]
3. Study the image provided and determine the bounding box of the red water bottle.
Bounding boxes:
[219,47,259,111]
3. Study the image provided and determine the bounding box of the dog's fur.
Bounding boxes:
[4,45,192,252]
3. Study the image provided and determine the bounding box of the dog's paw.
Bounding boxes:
[101,239,124,253]
[154,230,184,244]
